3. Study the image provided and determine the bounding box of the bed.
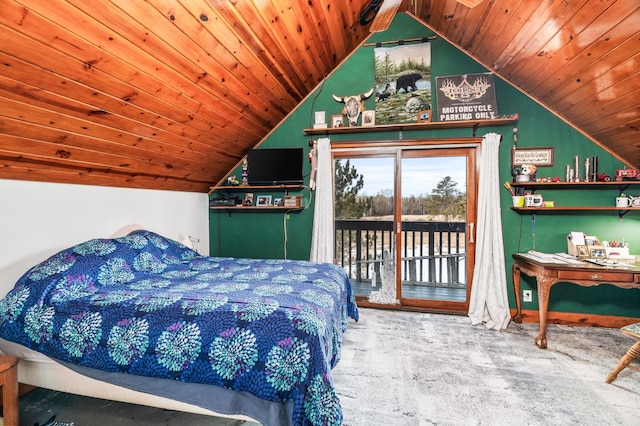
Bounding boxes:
[0,230,358,425]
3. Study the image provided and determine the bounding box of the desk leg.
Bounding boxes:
[512,263,522,323]
[535,277,553,349]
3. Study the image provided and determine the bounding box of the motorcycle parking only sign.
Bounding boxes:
[436,73,497,121]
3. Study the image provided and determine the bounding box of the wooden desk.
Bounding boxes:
[511,253,640,349]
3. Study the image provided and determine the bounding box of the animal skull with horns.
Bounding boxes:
[332,88,374,126]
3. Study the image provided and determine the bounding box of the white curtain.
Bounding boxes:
[468,132,511,330]
[310,138,334,263]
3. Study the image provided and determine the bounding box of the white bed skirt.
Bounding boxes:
[0,338,260,423]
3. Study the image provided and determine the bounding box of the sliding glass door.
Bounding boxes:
[334,143,476,313]
[334,155,397,302]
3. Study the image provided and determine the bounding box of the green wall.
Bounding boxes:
[210,13,640,317]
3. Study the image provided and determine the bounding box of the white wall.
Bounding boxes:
[0,179,209,296]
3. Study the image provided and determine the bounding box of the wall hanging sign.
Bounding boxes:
[373,41,432,125]
[511,147,555,167]
[435,72,497,121]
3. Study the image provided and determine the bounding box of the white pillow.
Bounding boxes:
[109,224,145,238]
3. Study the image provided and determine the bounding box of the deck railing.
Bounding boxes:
[335,219,466,287]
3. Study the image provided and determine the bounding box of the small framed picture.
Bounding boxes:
[362,110,375,127]
[243,193,254,206]
[314,111,326,125]
[273,197,284,206]
[313,111,328,129]
[256,195,272,206]
[331,114,344,128]
[417,110,432,123]
[589,247,606,258]
[577,245,589,257]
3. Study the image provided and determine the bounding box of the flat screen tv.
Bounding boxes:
[247,147,304,186]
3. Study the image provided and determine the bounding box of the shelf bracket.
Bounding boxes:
[618,184,630,194]
[472,123,480,137]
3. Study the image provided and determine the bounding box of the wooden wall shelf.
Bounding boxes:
[209,205,304,211]
[303,116,518,136]
[510,181,640,217]
[511,206,640,212]
[209,185,302,193]
[510,181,640,189]
[209,185,305,212]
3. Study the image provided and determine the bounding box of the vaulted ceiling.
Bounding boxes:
[0,0,637,192]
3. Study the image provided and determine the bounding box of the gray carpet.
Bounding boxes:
[332,308,639,426]
[17,308,639,425]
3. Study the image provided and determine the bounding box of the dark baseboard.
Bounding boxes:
[511,309,640,328]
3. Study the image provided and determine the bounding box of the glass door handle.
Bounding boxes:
[469,222,475,244]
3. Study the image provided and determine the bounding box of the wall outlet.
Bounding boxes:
[523,290,533,303]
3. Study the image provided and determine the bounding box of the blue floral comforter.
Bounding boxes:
[0,230,358,426]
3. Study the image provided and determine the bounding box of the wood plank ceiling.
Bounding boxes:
[0,0,637,192]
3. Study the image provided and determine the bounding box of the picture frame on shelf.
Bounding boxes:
[256,195,272,207]
[273,197,284,206]
[331,114,344,128]
[362,110,375,126]
[243,193,254,206]
[417,109,432,123]
[313,111,327,129]
[284,195,302,207]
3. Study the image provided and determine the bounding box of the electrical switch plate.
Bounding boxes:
[523,290,533,302]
